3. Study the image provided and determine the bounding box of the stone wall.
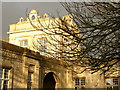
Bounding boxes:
[0,41,68,88]
[0,41,41,88]
[0,41,119,89]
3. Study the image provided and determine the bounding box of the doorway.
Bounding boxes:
[43,72,56,90]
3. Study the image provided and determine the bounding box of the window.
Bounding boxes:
[75,78,85,89]
[113,78,119,85]
[106,78,119,90]
[27,72,32,90]
[32,15,35,20]
[38,38,47,55]
[20,40,28,47]
[0,68,10,90]
[75,78,80,85]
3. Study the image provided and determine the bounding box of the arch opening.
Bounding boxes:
[43,72,56,90]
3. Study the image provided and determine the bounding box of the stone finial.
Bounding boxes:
[19,17,24,22]
[37,16,40,19]
[29,10,38,15]
[44,13,49,18]
[62,14,73,21]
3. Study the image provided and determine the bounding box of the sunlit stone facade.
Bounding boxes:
[0,10,119,89]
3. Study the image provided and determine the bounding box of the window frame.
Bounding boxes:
[0,68,10,89]
[74,77,86,89]
[37,37,48,55]
[105,77,119,90]
[19,39,28,47]
[27,72,33,89]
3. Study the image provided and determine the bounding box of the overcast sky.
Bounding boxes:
[1,2,67,40]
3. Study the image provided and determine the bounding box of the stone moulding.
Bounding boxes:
[8,10,75,34]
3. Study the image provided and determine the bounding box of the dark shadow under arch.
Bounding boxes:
[43,72,56,90]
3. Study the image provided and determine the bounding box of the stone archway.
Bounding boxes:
[43,72,56,90]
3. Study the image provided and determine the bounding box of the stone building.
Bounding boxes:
[0,10,119,89]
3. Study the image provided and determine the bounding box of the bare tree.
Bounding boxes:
[29,2,120,74]
[61,2,120,74]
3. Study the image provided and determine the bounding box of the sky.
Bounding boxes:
[1,2,68,40]
[1,0,119,40]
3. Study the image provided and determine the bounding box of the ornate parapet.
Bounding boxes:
[8,10,76,34]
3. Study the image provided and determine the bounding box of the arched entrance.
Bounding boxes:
[43,72,56,90]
